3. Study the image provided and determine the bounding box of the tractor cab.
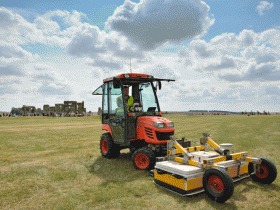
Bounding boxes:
[93,73,175,170]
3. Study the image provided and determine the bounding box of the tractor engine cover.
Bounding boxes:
[136,116,175,144]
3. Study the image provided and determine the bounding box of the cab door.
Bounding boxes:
[108,82,127,145]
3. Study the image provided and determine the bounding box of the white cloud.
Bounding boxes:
[0,8,88,48]
[175,29,280,84]
[38,82,72,95]
[65,24,144,69]
[0,7,40,45]
[67,24,106,57]
[256,1,273,16]
[46,10,86,26]
[105,0,215,50]
[258,28,280,48]
[265,86,280,96]
[237,29,256,47]
[206,55,236,70]
[0,7,20,27]
[1,5,280,112]
[34,17,60,36]
[91,55,123,70]
[105,32,144,59]
[0,78,21,95]
[0,64,25,77]
[142,64,178,80]
[0,86,17,95]
[0,42,34,60]
[31,73,55,82]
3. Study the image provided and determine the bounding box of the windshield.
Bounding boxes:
[140,82,159,112]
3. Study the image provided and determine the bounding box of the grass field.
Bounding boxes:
[1,115,279,209]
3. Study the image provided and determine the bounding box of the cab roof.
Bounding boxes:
[103,73,154,83]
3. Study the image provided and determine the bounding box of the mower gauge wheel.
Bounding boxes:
[249,157,277,184]
[203,168,234,203]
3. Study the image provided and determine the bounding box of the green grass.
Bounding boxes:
[0,115,279,209]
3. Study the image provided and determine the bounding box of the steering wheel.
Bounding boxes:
[128,103,140,112]
[128,106,134,112]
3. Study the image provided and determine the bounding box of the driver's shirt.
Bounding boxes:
[117,95,134,112]
[125,96,134,112]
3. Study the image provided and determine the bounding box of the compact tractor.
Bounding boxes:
[92,73,277,202]
[92,73,177,170]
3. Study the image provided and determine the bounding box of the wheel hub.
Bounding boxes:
[208,175,225,193]
[101,139,108,154]
[135,153,149,169]
[256,165,269,179]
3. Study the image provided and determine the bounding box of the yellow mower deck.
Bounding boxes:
[152,133,276,202]
[154,158,250,196]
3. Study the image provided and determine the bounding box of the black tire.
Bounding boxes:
[100,133,120,159]
[203,168,234,203]
[132,147,155,170]
[248,157,277,184]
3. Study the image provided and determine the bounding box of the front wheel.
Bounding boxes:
[249,157,277,184]
[100,133,120,159]
[203,168,234,203]
[132,147,155,170]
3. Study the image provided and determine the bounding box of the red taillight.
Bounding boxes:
[128,113,135,117]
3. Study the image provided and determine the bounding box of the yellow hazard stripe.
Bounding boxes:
[214,156,227,163]
[204,156,226,164]
[211,164,219,168]
[174,157,184,163]
[174,142,187,154]
[207,139,220,150]
[175,146,205,153]
[154,170,185,190]
[231,153,244,159]
[173,157,199,167]
[245,157,256,162]
[188,159,199,167]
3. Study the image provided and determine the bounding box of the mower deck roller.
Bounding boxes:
[153,133,277,203]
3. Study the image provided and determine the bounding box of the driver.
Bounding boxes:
[116,86,134,113]
[115,97,124,115]
[124,86,134,112]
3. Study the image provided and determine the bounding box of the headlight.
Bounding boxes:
[169,122,174,128]
[154,122,166,129]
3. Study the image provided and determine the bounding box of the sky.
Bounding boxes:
[0,0,280,112]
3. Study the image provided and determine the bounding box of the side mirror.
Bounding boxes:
[113,77,121,88]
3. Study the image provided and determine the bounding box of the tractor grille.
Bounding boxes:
[145,127,154,139]
[156,131,174,141]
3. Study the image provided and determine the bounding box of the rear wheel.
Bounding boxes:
[249,157,277,184]
[100,133,120,159]
[203,168,234,203]
[132,147,155,170]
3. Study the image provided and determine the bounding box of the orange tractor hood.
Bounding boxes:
[136,116,175,144]
[137,116,172,127]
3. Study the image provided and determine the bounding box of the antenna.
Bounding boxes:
[130,58,132,73]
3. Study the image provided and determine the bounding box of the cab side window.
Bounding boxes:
[109,82,124,116]
[103,84,108,114]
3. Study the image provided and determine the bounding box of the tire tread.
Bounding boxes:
[100,132,120,159]
[203,168,234,203]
